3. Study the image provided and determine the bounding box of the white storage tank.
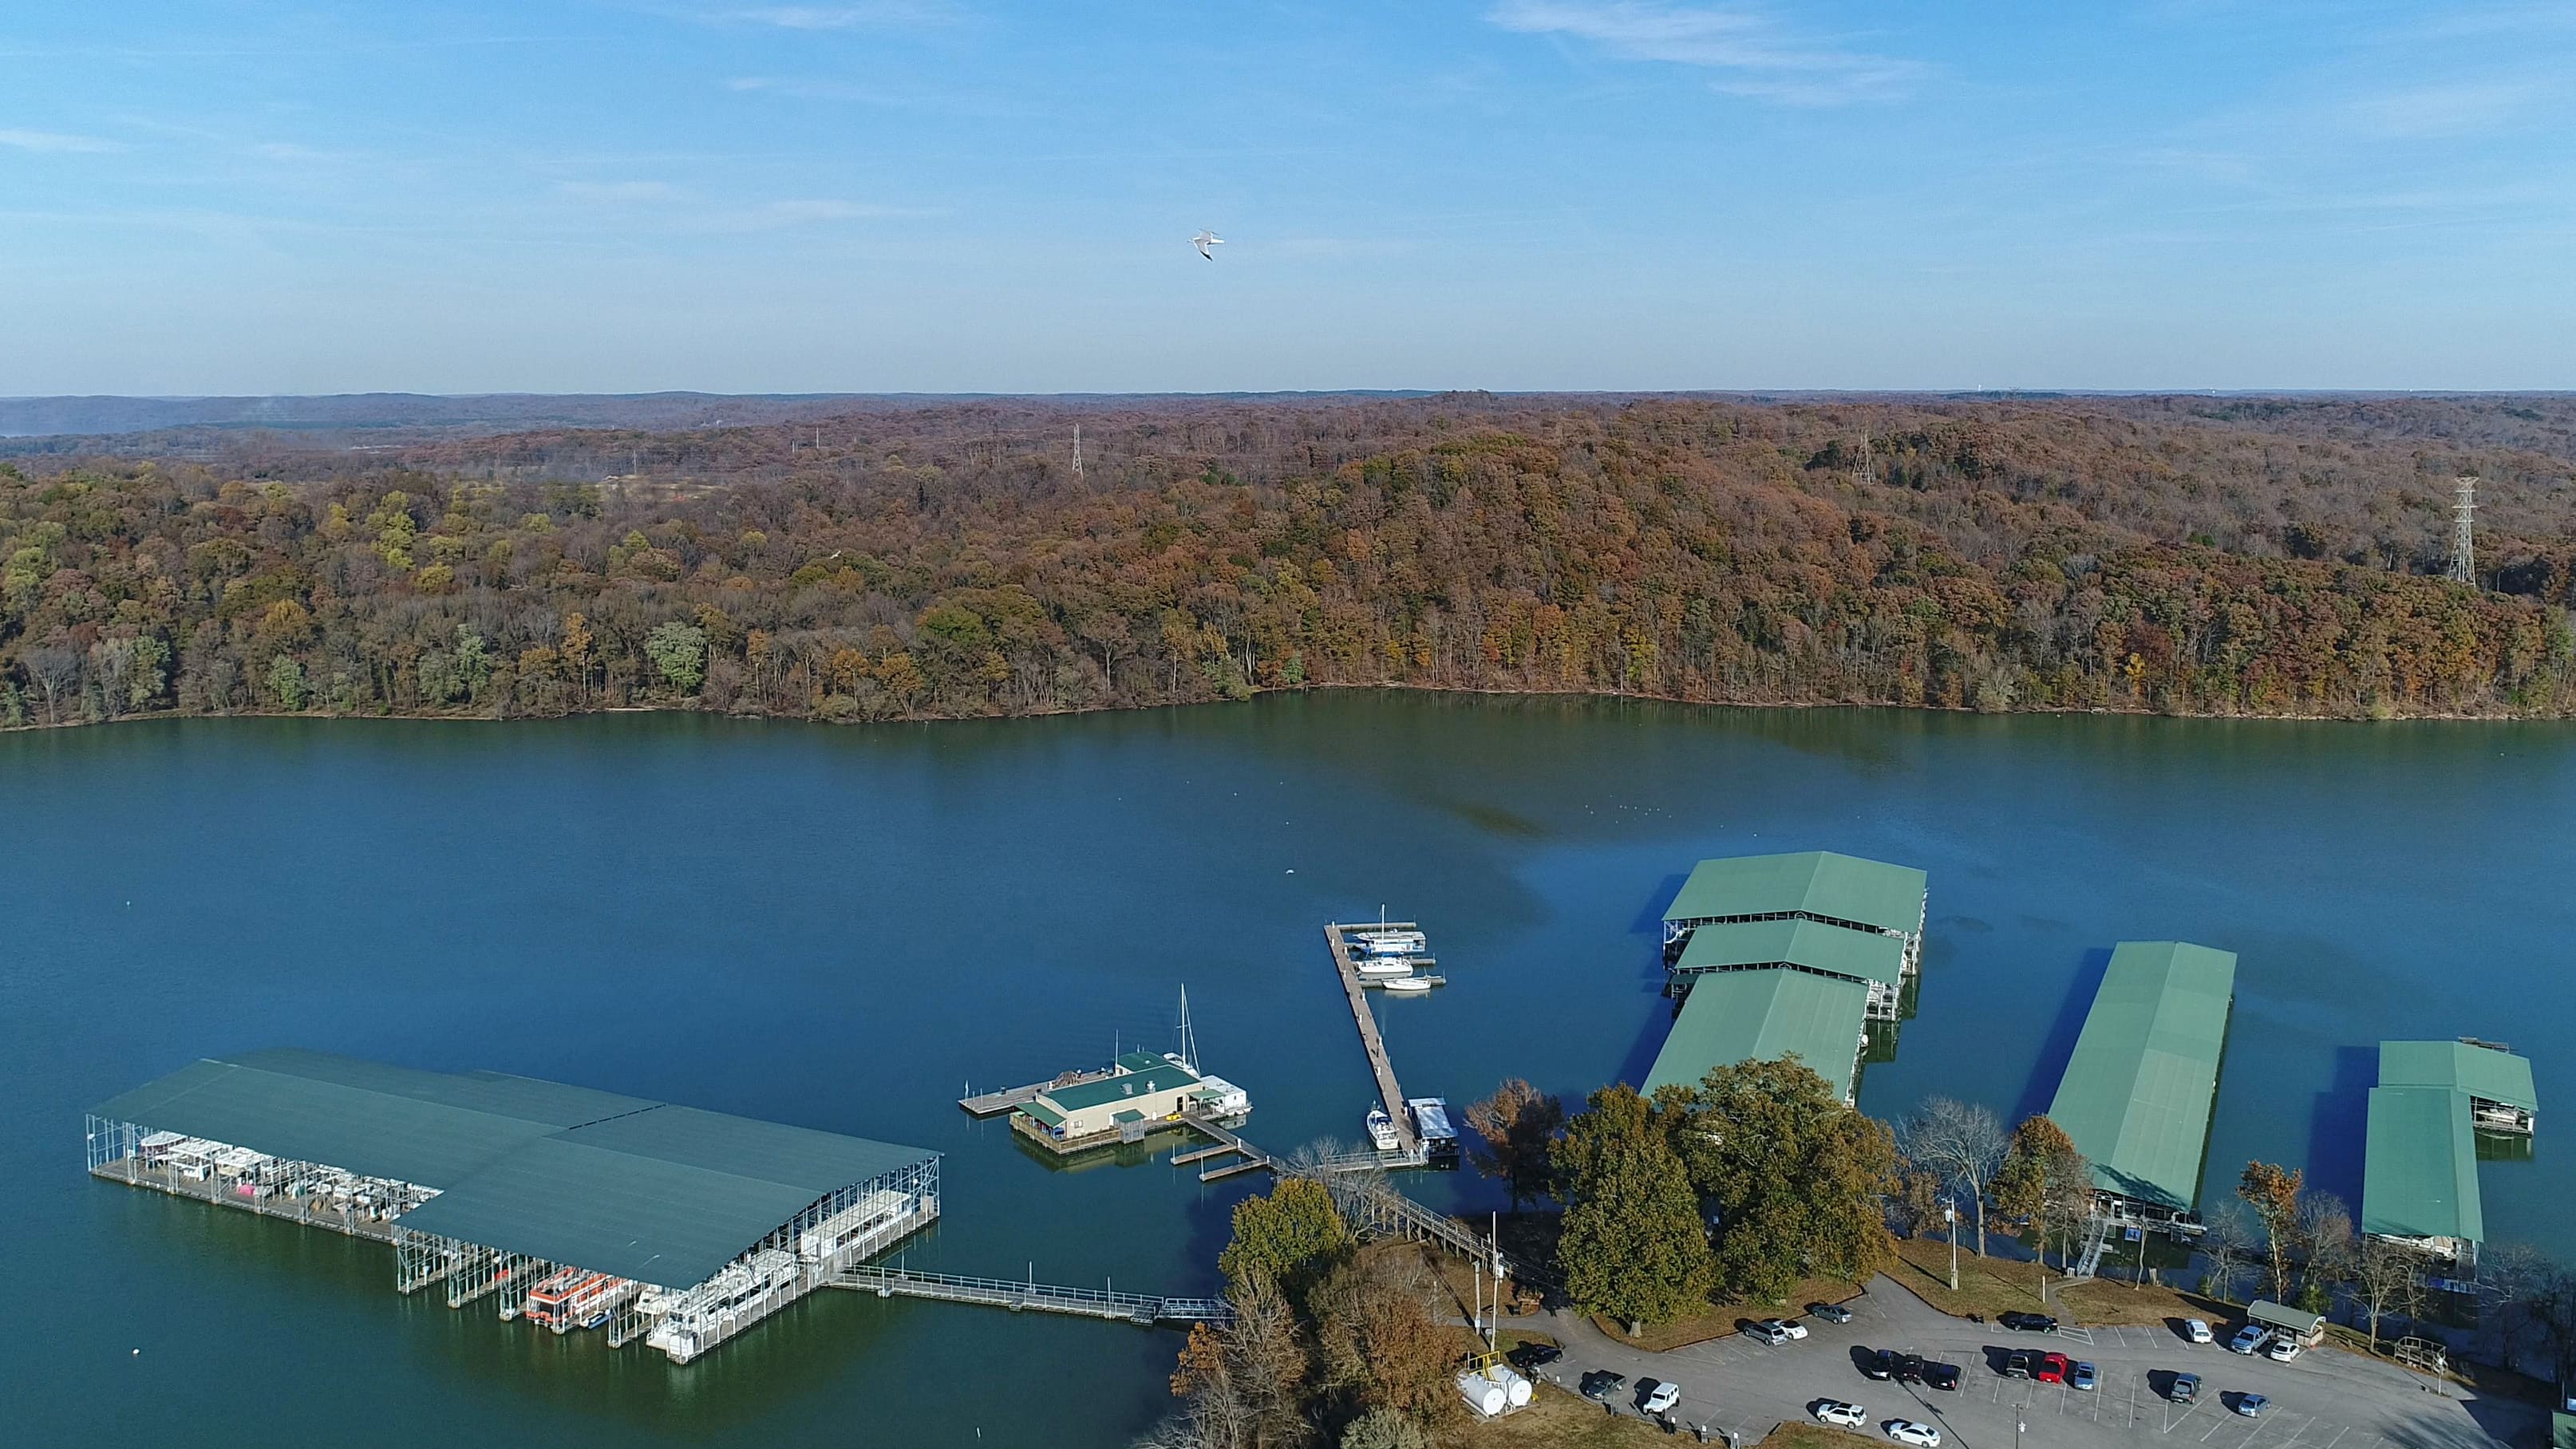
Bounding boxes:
[1456,1368,1507,1417]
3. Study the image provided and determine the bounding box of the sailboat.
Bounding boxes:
[1167,985,1251,1119]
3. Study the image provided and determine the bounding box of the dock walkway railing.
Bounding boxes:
[830,1262,1233,1327]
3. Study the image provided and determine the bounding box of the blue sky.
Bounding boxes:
[5,2,2571,394]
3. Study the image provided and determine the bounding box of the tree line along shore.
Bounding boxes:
[6,393,2576,730]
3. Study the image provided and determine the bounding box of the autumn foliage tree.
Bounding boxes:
[1995,1115,2094,1268]
[2237,1161,2305,1303]
[1463,1078,1565,1210]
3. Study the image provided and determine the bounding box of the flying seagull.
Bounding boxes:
[1192,230,1223,260]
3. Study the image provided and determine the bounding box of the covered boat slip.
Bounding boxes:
[1642,967,1871,1105]
[2363,1084,2484,1255]
[87,1048,939,1363]
[2045,941,2237,1218]
[2378,1039,2539,1134]
[1660,850,1928,965]
[1672,916,1908,1019]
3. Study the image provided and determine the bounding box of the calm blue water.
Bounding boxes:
[3,696,2568,1445]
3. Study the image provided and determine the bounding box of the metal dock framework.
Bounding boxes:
[1325,922,1421,1156]
[831,1262,1231,1326]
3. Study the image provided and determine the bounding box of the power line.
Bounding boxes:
[2448,476,2477,585]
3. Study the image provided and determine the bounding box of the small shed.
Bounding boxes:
[2247,1300,2325,1347]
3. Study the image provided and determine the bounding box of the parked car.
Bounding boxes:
[2035,1352,2072,1384]
[2070,1361,2099,1392]
[2234,1392,2270,1418]
[1579,1370,1626,1403]
[2001,1350,2036,1379]
[2169,1372,2202,1404]
[1884,1420,1942,1447]
[1812,1301,1856,1325]
[1506,1341,1563,1371]
[1813,1400,1868,1428]
[1863,1349,1898,1380]
[1922,1362,1962,1392]
[1638,1379,1681,1415]
[2228,1325,2270,1355]
[2183,1318,2214,1344]
[1760,1317,1810,1340]
[1895,1353,1927,1384]
[2264,1338,2302,1363]
[2000,1311,2059,1333]
[1744,1321,1792,1346]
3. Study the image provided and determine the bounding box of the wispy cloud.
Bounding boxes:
[714,197,936,228]
[715,2,954,29]
[0,128,127,154]
[1485,1,1922,106]
[2343,80,2541,139]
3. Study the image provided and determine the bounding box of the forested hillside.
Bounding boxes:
[6,393,2574,730]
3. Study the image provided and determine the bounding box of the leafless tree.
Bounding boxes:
[27,646,80,724]
[1897,1096,2005,1256]
[2351,1237,2428,1350]
[2198,1202,2255,1304]
[2297,1190,2355,1301]
[2473,1242,2550,1372]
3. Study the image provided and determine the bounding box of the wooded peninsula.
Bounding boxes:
[5,393,2574,729]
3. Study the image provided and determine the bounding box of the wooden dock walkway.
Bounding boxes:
[957,1066,1117,1117]
[1325,922,1420,1155]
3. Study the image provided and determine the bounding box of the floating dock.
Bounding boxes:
[1326,923,1422,1156]
[958,1067,1119,1117]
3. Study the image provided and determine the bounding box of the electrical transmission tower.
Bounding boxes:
[2448,476,2478,584]
[1071,423,1085,482]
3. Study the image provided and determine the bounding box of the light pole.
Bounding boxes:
[1946,1199,1959,1292]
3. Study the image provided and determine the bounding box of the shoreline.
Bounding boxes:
[6,679,2570,735]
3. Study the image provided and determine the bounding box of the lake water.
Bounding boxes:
[5,694,2570,1446]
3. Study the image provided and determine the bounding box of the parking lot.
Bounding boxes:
[1513,1273,2539,1449]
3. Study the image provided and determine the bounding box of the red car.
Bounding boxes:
[2034,1352,2072,1384]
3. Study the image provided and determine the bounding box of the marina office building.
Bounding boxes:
[2362,1038,2539,1265]
[1011,1050,1250,1154]
[2045,941,2238,1229]
[1646,851,1929,1106]
[86,1048,939,1364]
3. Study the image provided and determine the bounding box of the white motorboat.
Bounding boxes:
[1355,957,1416,977]
[1377,975,1433,993]
[1365,1107,1401,1151]
[1359,932,1426,956]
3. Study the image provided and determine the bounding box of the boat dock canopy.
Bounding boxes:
[1673,916,1906,986]
[1661,851,1926,936]
[2046,941,2238,1212]
[92,1048,936,1288]
[2377,1040,2538,1113]
[2362,1085,2483,1245]
[1642,968,1869,1104]
[2246,1301,2325,1340]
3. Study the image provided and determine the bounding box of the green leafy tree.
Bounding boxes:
[1556,1084,1714,1328]
[642,621,709,693]
[455,629,492,700]
[267,655,307,711]
[1218,1177,1352,1297]
[1657,1056,1898,1302]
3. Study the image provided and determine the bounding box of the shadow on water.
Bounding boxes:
[2306,1045,2376,1204]
[2013,946,2112,1126]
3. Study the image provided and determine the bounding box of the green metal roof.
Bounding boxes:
[2378,1040,2538,1111]
[1041,1062,1200,1112]
[1675,917,1906,987]
[94,1050,935,1289]
[1663,851,1926,936]
[2363,1086,2483,1243]
[1642,967,1870,1104]
[1017,1099,1067,1127]
[1112,1051,1168,1074]
[2046,942,2238,1211]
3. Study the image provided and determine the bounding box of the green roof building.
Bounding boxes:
[2378,1040,2538,1135]
[1674,916,1909,1020]
[1642,967,1871,1105]
[2045,941,2238,1217]
[2362,1084,2483,1256]
[1663,851,1926,943]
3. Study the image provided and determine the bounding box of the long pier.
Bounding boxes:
[830,1262,1231,1328]
[1325,923,1420,1155]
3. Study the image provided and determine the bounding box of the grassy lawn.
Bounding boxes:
[1439,1383,1696,1449]
[1887,1234,2223,1329]
[1752,1426,1878,1449]
[1589,1277,1869,1352]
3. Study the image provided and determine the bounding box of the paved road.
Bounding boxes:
[1507,1274,2542,1449]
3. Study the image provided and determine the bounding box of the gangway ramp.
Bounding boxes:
[830,1263,1232,1328]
